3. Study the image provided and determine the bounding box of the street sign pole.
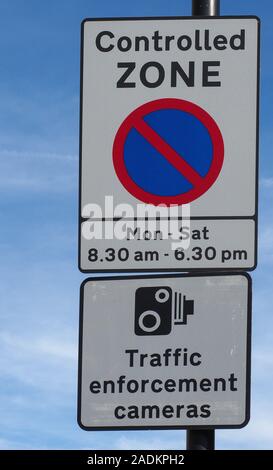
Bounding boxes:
[192,0,219,16]
[186,0,220,451]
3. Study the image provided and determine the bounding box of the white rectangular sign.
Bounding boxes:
[78,274,251,430]
[79,17,259,272]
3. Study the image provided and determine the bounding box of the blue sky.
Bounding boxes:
[0,0,272,450]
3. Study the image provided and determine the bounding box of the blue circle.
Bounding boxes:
[123,109,213,197]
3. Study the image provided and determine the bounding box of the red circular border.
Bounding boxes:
[113,98,224,206]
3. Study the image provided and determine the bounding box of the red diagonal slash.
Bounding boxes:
[134,118,204,188]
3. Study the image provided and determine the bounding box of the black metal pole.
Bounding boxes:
[186,0,220,452]
[186,429,215,450]
[192,0,220,16]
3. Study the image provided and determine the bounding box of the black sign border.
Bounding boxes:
[78,272,252,431]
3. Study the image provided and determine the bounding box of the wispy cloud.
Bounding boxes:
[0,330,77,392]
[218,402,273,450]
[0,331,76,361]
[0,149,77,161]
[260,177,273,189]
[253,349,273,370]
[0,438,35,451]
[0,149,77,192]
[258,223,273,265]
[115,433,185,450]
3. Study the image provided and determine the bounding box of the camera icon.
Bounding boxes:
[134,286,194,336]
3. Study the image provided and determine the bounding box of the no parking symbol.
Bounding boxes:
[113,98,224,206]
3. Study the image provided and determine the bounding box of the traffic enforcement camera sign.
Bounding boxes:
[78,274,251,430]
[79,17,260,272]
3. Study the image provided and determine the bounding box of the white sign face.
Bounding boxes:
[78,274,251,430]
[79,17,259,272]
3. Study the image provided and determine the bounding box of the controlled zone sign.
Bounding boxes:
[78,273,251,430]
[80,17,260,272]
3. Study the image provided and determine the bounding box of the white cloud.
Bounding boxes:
[0,175,74,191]
[218,403,273,450]
[0,331,77,392]
[0,331,76,360]
[260,177,273,188]
[259,225,273,250]
[0,149,77,161]
[253,349,273,371]
[0,438,35,450]
[258,224,273,264]
[115,433,186,451]
[0,148,77,192]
